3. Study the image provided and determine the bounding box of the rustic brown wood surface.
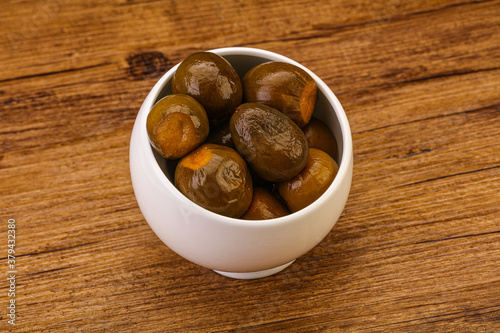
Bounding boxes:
[1,0,500,331]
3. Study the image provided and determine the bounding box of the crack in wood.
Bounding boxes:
[0,63,111,84]
[394,165,500,188]
[353,102,500,135]
[0,241,101,260]
[417,230,500,244]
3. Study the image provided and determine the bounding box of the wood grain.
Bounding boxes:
[1,0,499,331]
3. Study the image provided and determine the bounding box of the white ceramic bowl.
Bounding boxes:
[129,47,353,279]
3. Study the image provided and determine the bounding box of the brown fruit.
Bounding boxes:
[230,103,309,182]
[302,117,338,159]
[175,143,253,218]
[241,187,290,220]
[243,61,317,127]
[278,148,338,213]
[171,52,243,126]
[205,120,235,149]
[147,94,209,159]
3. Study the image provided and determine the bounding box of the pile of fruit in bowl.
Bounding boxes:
[146,52,339,220]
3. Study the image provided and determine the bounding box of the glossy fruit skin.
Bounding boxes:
[230,103,309,182]
[171,52,243,126]
[278,148,338,213]
[241,187,290,220]
[175,143,253,218]
[205,120,235,149]
[302,117,338,159]
[243,61,317,127]
[146,94,209,159]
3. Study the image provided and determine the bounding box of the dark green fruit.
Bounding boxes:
[230,103,309,182]
[302,117,338,159]
[243,61,317,127]
[205,121,235,149]
[171,52,243,126]
[147,94,209,159]
[278,148,338,213]
[175,143,252,218]
[241,187,290,220]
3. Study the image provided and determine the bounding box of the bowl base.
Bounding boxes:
[213,260,295,279]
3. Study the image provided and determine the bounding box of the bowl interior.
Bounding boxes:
[150,52,346,188]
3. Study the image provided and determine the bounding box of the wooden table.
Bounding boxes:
[2,0,499,331]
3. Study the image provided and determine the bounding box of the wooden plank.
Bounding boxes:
[1,0,499,331]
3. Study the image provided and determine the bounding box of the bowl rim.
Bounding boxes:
[136,46,353,228]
